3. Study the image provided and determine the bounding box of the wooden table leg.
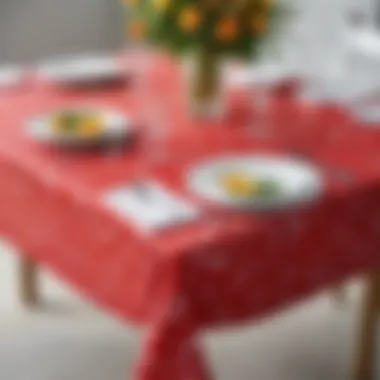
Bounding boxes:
[353,272,380,380]
[19,255,39,307]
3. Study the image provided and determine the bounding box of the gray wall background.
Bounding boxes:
[0,0,124,63]
[0,0,377,64]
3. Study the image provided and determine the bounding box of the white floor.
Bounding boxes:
[0,241,375,380]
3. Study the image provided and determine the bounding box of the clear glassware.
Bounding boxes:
[138,61,169,171]
[247,80,272,140]
[244,53,281,141]
[145,103,168,165]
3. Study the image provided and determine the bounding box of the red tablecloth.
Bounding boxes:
[2,54,380,380]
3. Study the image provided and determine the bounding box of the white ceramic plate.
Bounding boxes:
[0,65,23,88]
[27,108,131,147]
[37,55,124,85]
[187,154,324,211]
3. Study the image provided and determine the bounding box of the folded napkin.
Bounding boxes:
[102,181,199,233]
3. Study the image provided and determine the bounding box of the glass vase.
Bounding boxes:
[184,50,226,121]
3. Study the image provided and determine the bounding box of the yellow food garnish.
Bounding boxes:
[215,18,238,42]
[222,172,260,197]
[178,7,202,32]
[52,113,104,140]
[77,117,103,139]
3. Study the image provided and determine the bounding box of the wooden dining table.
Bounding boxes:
[1,52,380,380]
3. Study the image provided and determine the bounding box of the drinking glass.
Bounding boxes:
[246,48,283,141]
[247,78,272,140]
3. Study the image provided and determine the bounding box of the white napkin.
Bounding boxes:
[0,65,23,88]
[227,64,298,88]
[102,181,199,233]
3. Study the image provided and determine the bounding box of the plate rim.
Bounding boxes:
[37,56,123,83]
[186,153,324,211]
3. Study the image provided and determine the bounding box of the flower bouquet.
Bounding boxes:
[124,0,289,118]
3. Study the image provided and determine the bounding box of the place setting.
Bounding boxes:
[101,149,326,235]
[25,105,137,152]
[186,153,325,212]
[35,53,134,91]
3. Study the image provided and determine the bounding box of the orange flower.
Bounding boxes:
[251,15,267,33]
[178,7,202,32]
[153,0,170,11]
[215,18,238,42]
[128,21,146,39]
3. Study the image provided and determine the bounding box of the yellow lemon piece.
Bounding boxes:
[215,18,238,42]
[153,0,170,11]
[251,15,267,33]
[128,21,146,40]
[222,173,260,197]
[77,116,104,139]
[178,7,202,32]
